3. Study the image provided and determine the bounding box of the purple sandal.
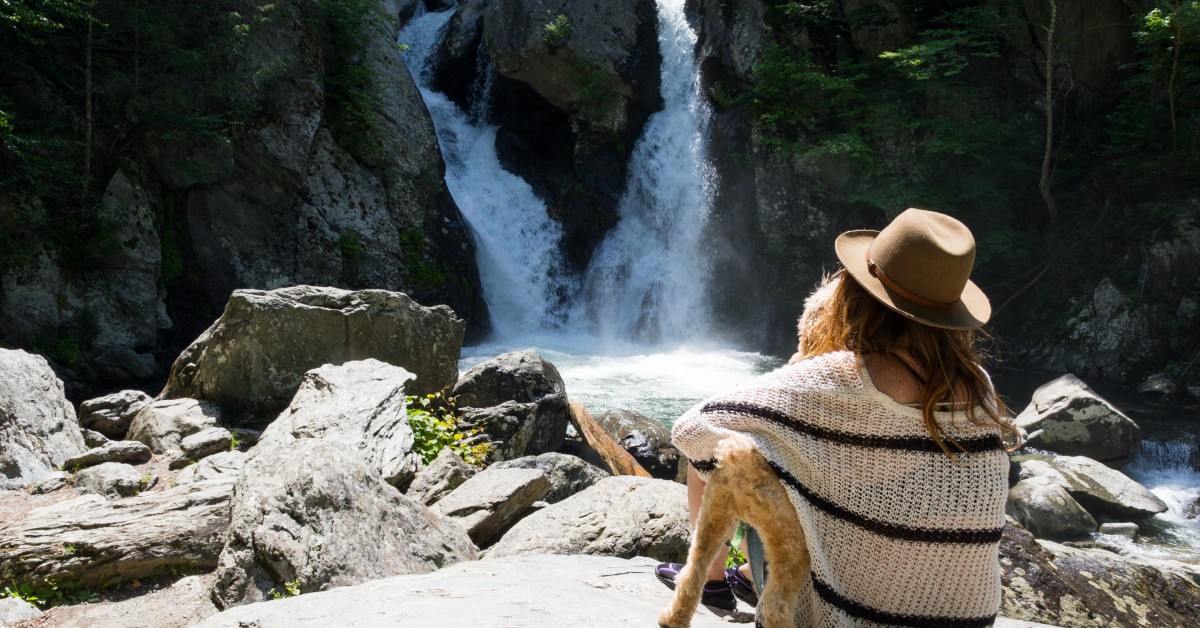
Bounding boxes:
[655,562,738,611]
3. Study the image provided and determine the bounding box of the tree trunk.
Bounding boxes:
[1039,0,1059,224]
[83,13,93,204]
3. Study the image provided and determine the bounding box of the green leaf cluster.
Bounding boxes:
[1,578,99,608]
[543,13,571,49]
[405,391,490,466]
[268,579,300,599]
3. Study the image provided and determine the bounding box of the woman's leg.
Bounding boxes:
[687,463,730,582]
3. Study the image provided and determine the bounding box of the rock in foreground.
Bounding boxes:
[0,478,234,586]
[0,349,87,488]
[1015,374,1141,461]
[210,439,476,609]
[1000,518,1200,626]
[161,286,463,421]
[196,555,748,627]
[487,476,690,562]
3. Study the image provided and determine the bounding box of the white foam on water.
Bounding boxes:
[1112,440,1200,561]
[461,342,782,424]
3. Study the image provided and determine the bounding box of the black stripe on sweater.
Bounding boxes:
[812,574,997,628]
[686,457,1004,545]
[768,461,1005,544]
[700,401,1004,454]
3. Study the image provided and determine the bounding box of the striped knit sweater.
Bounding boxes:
[671,350,1009,628]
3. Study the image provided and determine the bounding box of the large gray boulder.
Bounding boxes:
[487,476,690,562]
[127,398,224,454]
[0,477,235,586]
[433,467,550,547]
[210,439,477,609]
[194,555,749,627]
[72,462,152,499]
[405,447,478,506]
[255,360,423,489]
[1015,374,1142,461]
[176,451,247,486]
[63,440,152,471]
[453,350,571,459]
[179,427,234,463]
[1017,455,1168,521]
[492,452,610,503]
[161,287,463,421]
[1000,518,1200,626]
[1006,476,1097,541]
[595,408,682,481]
[78,390,152,439]
[0,349,87,489]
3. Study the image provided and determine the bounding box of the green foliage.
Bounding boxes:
[405,391,490,466]
[567,60,613,120]
[1104,1,1200,198]
[0,0,87,43]
[877,8,1001,80]
[542,13,571,49]
[229,431,242,451]
[315,0,384,156]
[399,226,451,288]
[1,578,98,608]
[336,228,364,260]
[268,579,300,600]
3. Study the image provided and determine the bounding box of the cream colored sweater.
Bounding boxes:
[672,350,1008,628]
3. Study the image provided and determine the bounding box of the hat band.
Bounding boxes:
[865,250,956,311]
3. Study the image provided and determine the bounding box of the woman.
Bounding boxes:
[659,208,1018,626]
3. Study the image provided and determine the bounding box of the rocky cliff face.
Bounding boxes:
[686,0,1193,385]
[433,0,662,270]
[0,0,483,397]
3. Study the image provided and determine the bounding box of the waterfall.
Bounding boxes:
[401,0,715,346]
[1114,439,1200,559]
[400,6,577,341]
[570,0,717,344]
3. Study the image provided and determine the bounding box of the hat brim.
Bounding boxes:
[835,230,991,330]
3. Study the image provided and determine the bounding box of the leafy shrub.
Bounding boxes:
[1,578,98,608]
[405,391,489,466]
[542,13,571,49]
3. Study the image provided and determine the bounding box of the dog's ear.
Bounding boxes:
[796,273,839,355]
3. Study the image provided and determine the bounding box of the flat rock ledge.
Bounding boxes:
[192,554,1053,628]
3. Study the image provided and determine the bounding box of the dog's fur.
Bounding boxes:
[658,435,810,627]
[660,275,838,627]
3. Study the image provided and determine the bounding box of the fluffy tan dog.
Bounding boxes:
[657,434,810,627]
[660,274,838,628]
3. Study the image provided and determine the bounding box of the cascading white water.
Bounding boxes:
[570,0,717,343]
[402,1,772,424]
[1118,440,1200,559]
[400,7,576,340]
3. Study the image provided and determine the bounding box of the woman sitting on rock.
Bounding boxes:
[658,208,1019,625]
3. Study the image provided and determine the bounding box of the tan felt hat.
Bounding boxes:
[835,208,991,330]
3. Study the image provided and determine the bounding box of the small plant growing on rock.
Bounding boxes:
[1,578,98,608]
[61,543,75,556]
[229,432,242,451]
[405,391,490,466]
[543,13,571,49]
[269,579,301,599]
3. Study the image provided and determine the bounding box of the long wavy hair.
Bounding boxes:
[794,269,1019,456]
